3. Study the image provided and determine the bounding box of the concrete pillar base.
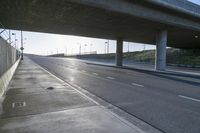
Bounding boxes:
[155,30,167,71]
[116,38,123,66]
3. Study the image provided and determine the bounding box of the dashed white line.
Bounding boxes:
[178,95,200,103]
[107,77,115,80]
[131,83,144,88]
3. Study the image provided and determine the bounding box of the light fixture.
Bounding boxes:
[195,35,199,38]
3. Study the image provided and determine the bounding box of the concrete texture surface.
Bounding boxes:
[0,58,20,98]
[0,57,148,133]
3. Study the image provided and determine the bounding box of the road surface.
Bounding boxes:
[28,56,200,133]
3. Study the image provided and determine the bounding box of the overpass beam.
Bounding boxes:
[116,38,123,66]
[155,30,167,71]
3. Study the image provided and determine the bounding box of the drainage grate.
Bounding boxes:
[12,101,26,108]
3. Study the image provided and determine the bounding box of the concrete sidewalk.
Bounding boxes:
[0,57,146,133]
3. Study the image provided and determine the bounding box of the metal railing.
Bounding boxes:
[0,22,16,48]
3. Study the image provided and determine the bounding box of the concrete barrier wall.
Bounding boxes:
[0,37,20,97]
[0,58,20,97]
[0,37,20,76]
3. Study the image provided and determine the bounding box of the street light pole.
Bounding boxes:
[143,44,146,51]
[104,42,107,54]
[128,42,130,53]
[12,33,17,49]
[9,30,11,44]
[20,30,24,60]
[107,40,109,54]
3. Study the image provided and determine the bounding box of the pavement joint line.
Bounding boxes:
[107,76,115,80]
[131,83,144,88]
[64,81,146,133]
[0,105,99,120]
[178,95,200,103]
[32,60,148,133]
[36,63,100,106]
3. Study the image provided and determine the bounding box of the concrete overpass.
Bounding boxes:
[0,0,200,70]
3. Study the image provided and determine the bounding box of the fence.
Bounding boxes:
[0,23,20,76]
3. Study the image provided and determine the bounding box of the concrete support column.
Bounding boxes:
[155,30,167,71]
[116,38,123,66]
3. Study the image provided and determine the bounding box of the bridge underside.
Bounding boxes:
[0,0,200,49]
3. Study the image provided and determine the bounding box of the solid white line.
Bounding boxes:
[178,95,200,103]
[37,64,100,105]
[107,77,115,80]
[131,83,144,88]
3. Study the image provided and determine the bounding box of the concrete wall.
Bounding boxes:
[0,58,20,98]
[0,37,20,98]
[0,37,20,76]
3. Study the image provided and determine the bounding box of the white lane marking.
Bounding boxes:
[131,83,144,88]
[37,64,100,105]
[107,76,115,80]
[93,73,98,75]
[178,95,200,103]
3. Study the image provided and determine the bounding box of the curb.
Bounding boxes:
[0,58,21,98]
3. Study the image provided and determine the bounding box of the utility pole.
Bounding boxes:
[20,30,24,60]
[104,42,107,54]
[9,30,11,44]
[128,42,130,53]
[143,44,146,51]
[107,40,109,54]
[12,33,17,49]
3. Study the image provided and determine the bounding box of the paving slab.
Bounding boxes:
[0,57,144,133]
[0,106,140,133]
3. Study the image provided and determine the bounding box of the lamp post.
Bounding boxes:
[143,44,146,51]
[20,31,24,60]
[104,42,107,54]
[105,40,109,54]
[12,33,17,49]
[107,40,109,54]
[127,42,130,53]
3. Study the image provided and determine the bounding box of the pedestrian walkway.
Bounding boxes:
[0,57,144,133]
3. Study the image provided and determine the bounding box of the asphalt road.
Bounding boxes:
[28,56,200,133]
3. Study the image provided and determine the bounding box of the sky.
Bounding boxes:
[1,0,199,55]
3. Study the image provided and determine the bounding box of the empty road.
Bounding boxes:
[28,56,200,133]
